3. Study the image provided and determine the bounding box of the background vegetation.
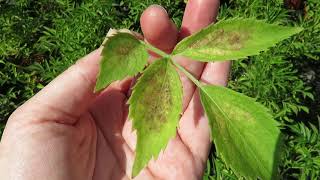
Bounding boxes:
[0,0,319,179]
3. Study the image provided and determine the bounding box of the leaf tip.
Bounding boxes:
[131,156,146,178]
[131,167,139,179]
[93,85,102,93]
[94,75,108,93]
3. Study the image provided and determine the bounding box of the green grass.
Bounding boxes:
[1,0,319,179]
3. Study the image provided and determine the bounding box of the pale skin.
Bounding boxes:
[0,0,230,179]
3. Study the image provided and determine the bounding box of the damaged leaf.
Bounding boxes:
[95,32,148,92]
[173,18,303,61]
[128,58,183,177]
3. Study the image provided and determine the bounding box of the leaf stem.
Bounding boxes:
[141,41,171,58]
[141,40,202,88]
[171,60,202,88]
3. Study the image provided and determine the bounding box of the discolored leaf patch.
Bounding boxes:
[128,58,183,177]
[188,29,249,51]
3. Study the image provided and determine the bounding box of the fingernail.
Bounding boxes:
[148,4,168,17]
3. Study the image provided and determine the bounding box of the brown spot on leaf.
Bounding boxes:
[117,44,133,55]
[228,33,241,46]
[138,66,174,131]
[189,29,225,48]
[189,29,250,51]
[227,31,250,50]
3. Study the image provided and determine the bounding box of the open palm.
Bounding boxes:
[0,1,230,180]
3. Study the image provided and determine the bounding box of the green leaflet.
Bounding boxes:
[95,32,148,92]
[172,18,303,62]
[128,58,183,177]
[199,85,282,179]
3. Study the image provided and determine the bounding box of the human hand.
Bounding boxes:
[0,0,230,179]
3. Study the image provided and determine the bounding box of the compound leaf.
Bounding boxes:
[95,32,148,92]
[129,58,183,177]
[199,85,282,179]
[172,18,303,61]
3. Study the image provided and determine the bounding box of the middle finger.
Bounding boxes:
[176,0,220,110]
